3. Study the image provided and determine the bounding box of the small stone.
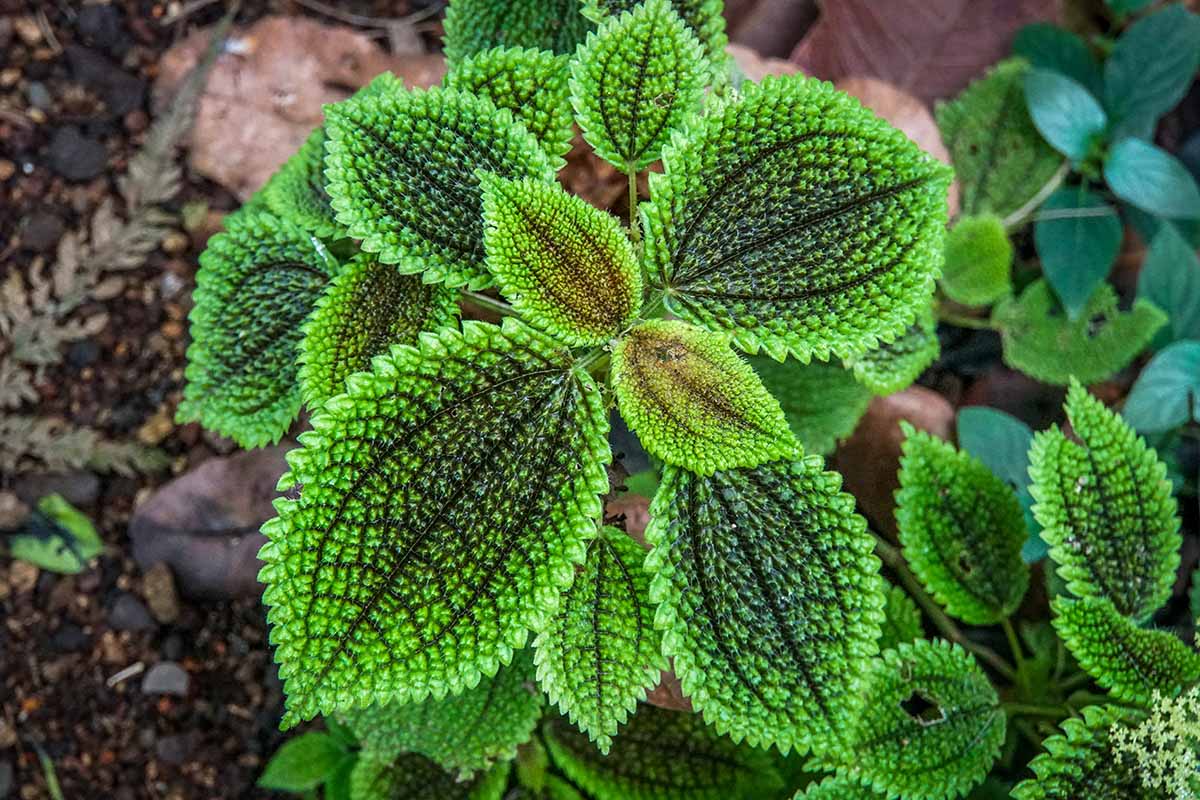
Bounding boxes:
[19,211,64,252]
[9,561,39,594]
[25,82,51,111]
[137,409,174,446]
[160,231,189,255]
[13,16,42,46]
[51,623,90,653]
[98,631,125,664]
[13,470,101,508]
[47,126,107,182]
[108,592,156,632]
[67,340,101,369]
[141,662,190,697]
[161,633,184,661]
[77,5,127,54]
[65,46,146,117]
[160,320,184,340]
[155,734,192,765]
[0,718,17,748]
[0,160,14,181]
[141,563,180,624]
[0,492,29,531]
[0,69,19,89]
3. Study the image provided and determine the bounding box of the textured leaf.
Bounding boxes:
[1104,138,1200,221]
[480,175,642,347]
[1053,596,1200,706]
[324,87,556,290]
[344,650,542,776]
[262,126,343,240]
[298,255,459,410]
[794,776,886,800]
[1023,69,1106,163]
[941,214,1012,307]
[351,754,508,800]
[611,320,795,476]
[748,355,871,455]
[534,526,666,754]
[1028,381,1181,620]
[1121,340,1200,434]
[643,75,952,361]
[896,425,1030,624]
[260,318,610,725]
[846,313,940,396]
[584,0,728,73]
[878,584,923,652]
[1137,222,1200,343]
[1034,187,1123,320]
[1012,24,1103,98]
[992,280,1166,385]
[178,210,337,448]
[645,455,884,752]
[1012,705,1153,800]
[444,47,575,159]
[814,640,1004,800]
[442,0,593,64]
[542,706,783,800]
[569,0,708,171]
[936,59,1064,219]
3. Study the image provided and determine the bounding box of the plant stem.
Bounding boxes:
[1001,161,1070,231]
[462,290,515,317]
[874,535,1018,682]
[1003,702,1068,719]
[1056,670,1093,692]
[626,165,641,245]
[935,303,995,330]
[1001,617,1027,676]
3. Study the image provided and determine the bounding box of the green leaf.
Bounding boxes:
[262,126,344,240]
[1122,340,1200,433]
[846,313,940,396]
[646,75,951,361]
[298,255,460,410]
[480,174,642,346]
[992,280,1166,385]
[9,494,103,575]
[543,705,784,800]
[324,87,556,291]
[260,318,610,725]
[350,754,509,800]
[941,214,1013,307]
[794,776,886,800]
[1012,24,1103,98]
[569,0,708,171]
[747,355,872,455]
[1012,705,1153,800]
[645,456,884,752]
[1028,381,1181,620]
[1106,0,1155,13]
[177,210,337,447]
[1137,223,1200,343]
[584,0,728,73]
[1023,69,1106,163]
[534,527,665,754]
[896,425,1029,625]
[611,320,795,476]
[878,584,923,652]
[444,47,576,160]
[1104,138,1200,220]
[1103,4,1200,140]
[258,732,349,792]
[1034,187,1123,319]
[936,59,1064,219]
[344,650,543,777]
[813,640,1004,800]
[443,0,593,64]
[1192,566,1200,622]
[1052,596,1200,706]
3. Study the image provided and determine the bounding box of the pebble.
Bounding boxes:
[25,82,51,110]
[47,126,107,181]
[14,470,101,508]
[0,492,29,531]
[8,561,39,595]
[77,5,127,54]
[19,211,64,252]
[65,45,146,117]
[108,592,156,632]
[136,409,174,446]
[13,16,41,46]
[0,160,14,181]
[160,231,189,256]
[67,340,101,369]
[141,662,190,697]
[141,563,180,624]
[155,734,192,765]
[0,69,18,89]
[98,631,125,664]
[51,622,90,653]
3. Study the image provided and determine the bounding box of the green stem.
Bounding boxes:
[1001,617,1027,677]
[1056,670,1093,693]
[1001,161,1070,231]
[1003,702,1069,719]
[873,535,1018,682]
[626,165,641,245]
[935,303,995,330]
[462,290,515,317]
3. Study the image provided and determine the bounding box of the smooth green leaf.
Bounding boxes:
[1034,187,1123,319]
[941,214,1013,307]
[1023,69,1106,162]
[444,47,576,160]
[1104,138,1200,220]
[1103,4,1200,140]
[645,75,952,361]
[443,0,592,64]
[543,705,783,800]
[584,0,728,74]
[878,584,923,652]
[1053,596,1200,705]
[298,255,459,410]
[1122,340,1200,433]
[534,527,665,754]
[262,126,343,240]
[1137,223,1200,342]
[1107,0,1155,13]
[936,59,1064,219]
[570,0,708,171]
[177,210,337,447]
[813,640,1004,800]
[1012,24,1103,97]
[748,355,871,455]
[847,314,940,396]
[260,318,610,725]
[324,87,556,290]
[1028,381,1181,621]
[258,732,348,791]
[611,320,795,476]
[480,174,642,346]
[350,754,508,800]
[9,494,103,574]
[992,280,1166,385]
[645,456,884,752]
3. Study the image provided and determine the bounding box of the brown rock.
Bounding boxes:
[0,491,30,531]
[136,408,174,446]
[728,43,800,83]
[9,560,39,595]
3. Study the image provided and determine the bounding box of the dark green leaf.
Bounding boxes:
[350,754,508,800]
[1106,0,1155,13]
[262,126,344,240]
[748,355,872,455]
[794,776,886,799]
[443,0,593,64]
[1122,340,1200,433]
[1023,69,1106,162]
[584,0,728,74]
[1103,4,1200,140]
[1104,138,1200,220]
[258,732,348,791]
[1137,222,1200,343]
[9,494,103,575]
[941,214,1013,307]
[1012,24,1103,97]
[847,314,940,396]
[1034,187,1123,319]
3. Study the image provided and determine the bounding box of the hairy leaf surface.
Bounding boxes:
[1053,597,1200,706]
[534,526,665,754]
[481,175,642,346]
[298,255,459,410]
[940,214,1012,307]
[263,126,343,240]
[879,584,923,652]
[1029,382,1180,621]
[178,211,336,448]
[847,313,940,396]
[443,0,593,64]
[324,87,555,290]
[350,754,508,800]
[260,318,610,725]
[611,320,795,476]
[584,0,728,74]
[643,75,952,361]
[445,47,575,159]
[748,355,871,455]
[645,455,884,752]
[543,706,783,800]
[896,425,1029,624]
[570,0,708,171]
[992,280,1166,385]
